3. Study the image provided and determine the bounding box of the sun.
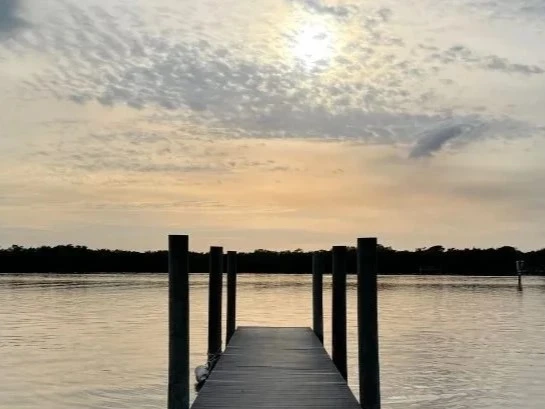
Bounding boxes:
[291,22,335,68]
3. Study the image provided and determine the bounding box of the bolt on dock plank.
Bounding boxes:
[191,326,361,409]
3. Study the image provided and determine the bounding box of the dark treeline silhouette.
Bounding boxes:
[1,244,544,275]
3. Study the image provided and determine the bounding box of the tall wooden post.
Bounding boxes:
[226,251,237,344]
[168,235,190,409]
[312,252,324,344]
[516,260,523,291]
[332,245,348,381]
[357,238,381,409]
[208,246,223,365]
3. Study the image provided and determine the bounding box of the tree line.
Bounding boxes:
[1,244,544,275]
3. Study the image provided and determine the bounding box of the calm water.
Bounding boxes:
[1,274,545,409]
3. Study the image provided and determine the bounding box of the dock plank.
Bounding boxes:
[191,326,360,409]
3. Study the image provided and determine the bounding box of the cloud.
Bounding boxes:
[29,126,305,181]
[3,2,440,140]
[462,0,545,23]
[409,121,486,158]
[0,0,27,37]
[2,0,543,157]
[483,55,544,75]
[429,45,545,76]
[287,0,357,18]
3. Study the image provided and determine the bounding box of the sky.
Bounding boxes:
[0,0,544,252]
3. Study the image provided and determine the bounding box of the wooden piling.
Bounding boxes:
[226,251,237,345]
[332,245,348,381]
[357,238,381,409]
[168,235,190,409]
[312,252,325,344]
[208,246,223,365]
[516,260,524,291]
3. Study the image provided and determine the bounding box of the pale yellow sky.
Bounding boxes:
[1,0,544,251]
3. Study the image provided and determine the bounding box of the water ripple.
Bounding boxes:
[1,274,545,408]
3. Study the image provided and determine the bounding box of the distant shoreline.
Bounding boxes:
[1,271,543,276]
[1,244,544,275]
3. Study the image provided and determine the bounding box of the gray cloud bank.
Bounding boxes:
[409,121,486,158]
[0,0,27,37]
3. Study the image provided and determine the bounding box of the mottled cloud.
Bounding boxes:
[1,2,436,141]
[1,0,544,160]
[287,0,357,18]
[428,45,545,76]
[462,0,545,22]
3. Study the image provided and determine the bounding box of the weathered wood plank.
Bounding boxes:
[191,327,360,409]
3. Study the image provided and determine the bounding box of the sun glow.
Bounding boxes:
[291,22,335,67]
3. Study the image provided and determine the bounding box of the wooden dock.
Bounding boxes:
[167,235,381,409]
[191,326,361,409]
